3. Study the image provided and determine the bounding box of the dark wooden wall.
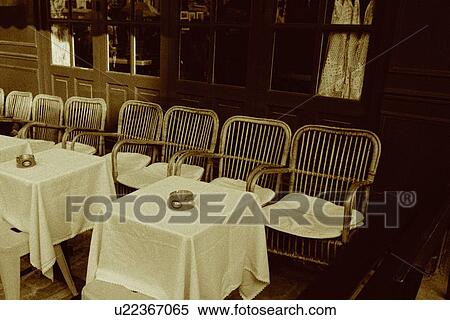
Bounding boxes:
[376,0,450,214]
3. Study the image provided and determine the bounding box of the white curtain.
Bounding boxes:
[318,0,374,100]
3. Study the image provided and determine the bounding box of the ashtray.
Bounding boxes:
[168,190,195,210]
[16,154,36,168]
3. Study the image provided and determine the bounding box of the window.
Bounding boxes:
[48,0,161,76]
[49,0,94,68]
[178,0,251,86]
[107,0,161,76]
[272,0,375,100]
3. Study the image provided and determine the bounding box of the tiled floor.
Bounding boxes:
[0,230,447,300]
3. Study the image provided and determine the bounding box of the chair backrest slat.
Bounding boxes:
[31,94,64,142]
[64,96,107,151]
[289,125,381,203]
[161,106,219,164]
[117,100,164,154]
[5,91,33,120]
[218,116,292,189]
[0,88,4,116]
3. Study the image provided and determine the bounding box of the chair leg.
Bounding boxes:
[0,252,21,299]
[54,244,78,297]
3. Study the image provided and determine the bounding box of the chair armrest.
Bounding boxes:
[71,132,122,151]
[61,127,105,149]
[246,164,292,193]
[110,138,166,182]
[0,117,31,124]
[342,181,373,243]
[169,149,220,176]
[17,122,66,139]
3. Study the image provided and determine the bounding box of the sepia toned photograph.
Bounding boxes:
[0,0,448,318]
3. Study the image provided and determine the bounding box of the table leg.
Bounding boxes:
[54,244,78,297]
[0,252,21,299]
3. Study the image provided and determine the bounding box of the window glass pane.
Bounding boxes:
[325,0,375,25]
[135,0,161,22]
[108,25,131,73]
[72,0,94,19]
[214,28,248,86]
[271,30,315,93]
[51,23,71,66]
[180,0,211,22]
[107,0,131,20]
[275,0,320,23]
[73,24,93,68]
[179,27,210,82]
[136,26,160,76]
[50,0,69,19]
[317,32,369,100]
[217,0,251,23]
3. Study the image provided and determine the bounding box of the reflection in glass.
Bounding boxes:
[136,26,161,76]
[179,27,210,82]
[72,0,94,19]
[318,32,369,100]
[217,0,251,23]
[325,0,375,25]
[51,23,71,66]
[108,25,131,73]
[135,0,161,21]
[50,0,69,19]
[107,0,131,20]
[275,0,320,23]
[271,30,315,93]
[73,24,93,68]
[214,28,248,86]
[180,0,210,22]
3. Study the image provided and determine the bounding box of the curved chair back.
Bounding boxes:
[117,100,164,155]
[161,106,219,164]
[218,116,292,189]
[0,88,4,116]
[5,91,33,120]
[64,96,107,152]
[288,125,381,202]
[31,94,64,142]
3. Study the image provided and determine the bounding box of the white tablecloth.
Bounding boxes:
[0,148,116,278]
[0,135,32,163]
[86,176,270,300]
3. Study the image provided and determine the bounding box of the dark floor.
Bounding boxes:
[0,230,448,300]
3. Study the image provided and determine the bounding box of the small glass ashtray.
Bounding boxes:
[16,154,36,168]
[168,190,195,210]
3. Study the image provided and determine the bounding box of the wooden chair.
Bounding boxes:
[58,96,108,154]
[3,90,33,120]
[114,106,219,190]
[246,125,381,266]
[70,100,164,184]
[17,94,64,153]
[171,116,292,205]
[0,91,33,135]
[0,218,77,299]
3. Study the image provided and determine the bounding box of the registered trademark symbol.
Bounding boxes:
[398,191,417,208]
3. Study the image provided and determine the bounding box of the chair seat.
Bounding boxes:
[82,280,154,300]
[102,152,151,176]
[263,193,364,239]
[26,139,55,153]
[118,162,204,189]
[0,218,29,257]
[54,142,97,155]
[210,177,275,206]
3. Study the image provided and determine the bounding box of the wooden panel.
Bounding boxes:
[51,75,70,102]
[135,87,160,103]
[74,79,94,98]
[106,83,129,131]
[0,64,38,94]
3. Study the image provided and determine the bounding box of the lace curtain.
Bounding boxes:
[318,0,374,100]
